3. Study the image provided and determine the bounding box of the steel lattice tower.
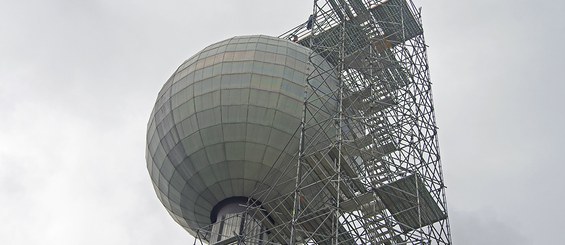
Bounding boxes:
[147,0,451,244]
[277,0,452,243]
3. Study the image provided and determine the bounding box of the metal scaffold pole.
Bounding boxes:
[279,0,452,244]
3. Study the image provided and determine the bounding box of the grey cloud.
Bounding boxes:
[1,0,563,244]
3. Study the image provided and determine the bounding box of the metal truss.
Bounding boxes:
[192,0,451,244]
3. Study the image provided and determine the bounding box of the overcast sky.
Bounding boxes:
[1,0,563,244]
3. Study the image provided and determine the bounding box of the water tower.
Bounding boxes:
[147,0,451,244]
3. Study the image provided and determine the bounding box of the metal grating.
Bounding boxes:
[375,174,448,233]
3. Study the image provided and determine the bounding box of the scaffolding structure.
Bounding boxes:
[192,0,450,244]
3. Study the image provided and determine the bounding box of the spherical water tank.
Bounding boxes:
[146,35,337,237]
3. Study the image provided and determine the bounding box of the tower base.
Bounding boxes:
[210,197,268,245]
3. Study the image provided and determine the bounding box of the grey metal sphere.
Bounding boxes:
[146,35,337,235]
